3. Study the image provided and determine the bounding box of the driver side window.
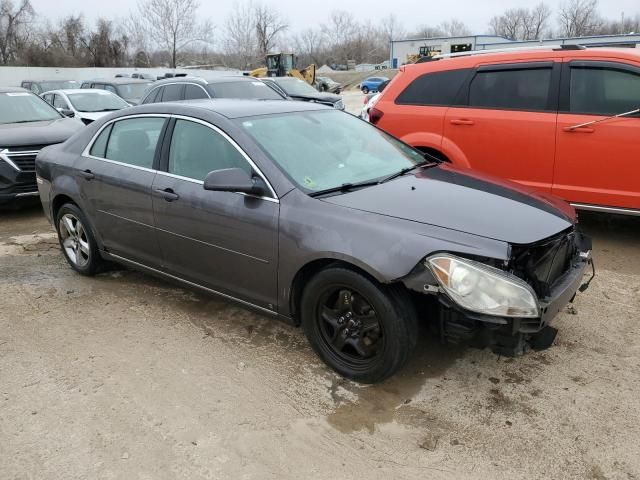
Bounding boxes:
[168,119,251,181]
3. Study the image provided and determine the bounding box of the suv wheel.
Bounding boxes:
[362,86,369,94]
[301,267,418,383]
[56,203,102,276]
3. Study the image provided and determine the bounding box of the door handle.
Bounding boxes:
[450,119,475,126]
[154,188,180,202]
[563,126,595,133]
[79,169,95,180]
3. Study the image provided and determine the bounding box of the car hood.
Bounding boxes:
[289,91,341,104]
[0,117,84,147]
[321,164,576,245]
[77,111,112,121]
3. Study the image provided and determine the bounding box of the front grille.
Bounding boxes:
[13,181,38,193]
[1,145,54,172]
[511,229,577,297]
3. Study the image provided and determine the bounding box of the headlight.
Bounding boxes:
[426,255,539,318]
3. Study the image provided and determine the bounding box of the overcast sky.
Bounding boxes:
[29,0,638,37]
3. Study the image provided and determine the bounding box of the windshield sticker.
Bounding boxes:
[242,121,253,128]
[303,176,316,188]
[5,92,31,96]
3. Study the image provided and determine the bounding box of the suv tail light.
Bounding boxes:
[369,107,384,125]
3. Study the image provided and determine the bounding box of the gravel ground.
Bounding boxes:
[1,116,639,479]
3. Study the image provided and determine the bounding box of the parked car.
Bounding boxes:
[131,73,156,81]
[261,77,344,110]
[41,89,131,125]
[20,80,81,95]
[360,79,390,121]
[36,99,592,382]
[360,76,389,94]
[80,78,152,105]
[372,46,640,215]
[0,88,82,206]
[140,75,285,104]
[316,76,342,93]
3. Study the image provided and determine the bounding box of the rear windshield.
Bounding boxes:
[116,83,150,100]
[0,92,61,124]
[38,81,81,92]
[67,92,129,112]
[209,81,283,100]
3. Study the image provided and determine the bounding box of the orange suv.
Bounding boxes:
[372,46,640,215]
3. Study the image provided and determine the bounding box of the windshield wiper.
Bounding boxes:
[6,119,49,124]
[309,180,380,198]
[379,160,438,184]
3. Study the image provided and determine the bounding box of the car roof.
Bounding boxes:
[404,46,640,72]
[83,78,151,85]
[129,98,330,119]
[152,75,259,86]
[0,86,30,94]
[21,79,76,83]
[44,89,116,95]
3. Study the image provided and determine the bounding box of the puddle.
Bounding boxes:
[327,336,465,434]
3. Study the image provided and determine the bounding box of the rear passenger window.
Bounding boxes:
[89,124,112,158]
[184,84,208,100]
[396,69,470,106]
[142,87,161,104]
[469,68,552,111]
[104,117,165,168]
[168,119,250,181]
[161,84,184,102]
[570,67,640,115]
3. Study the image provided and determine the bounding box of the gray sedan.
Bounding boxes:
[35,100,592,383]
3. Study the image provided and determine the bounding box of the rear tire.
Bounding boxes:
[55,203,103,276]
[301,267,418,383]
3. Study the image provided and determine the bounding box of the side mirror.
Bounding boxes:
[203,168,266,196]
[58,108,75,117]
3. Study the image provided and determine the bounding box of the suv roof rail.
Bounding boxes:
[430,44,587,60]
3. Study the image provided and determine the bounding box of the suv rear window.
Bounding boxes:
[209,81,283,100]
[469,68,552,111]
[395,69,470,106]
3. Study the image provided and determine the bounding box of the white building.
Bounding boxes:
[390,33,640,68]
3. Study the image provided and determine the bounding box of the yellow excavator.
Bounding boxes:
[250,53,316,85]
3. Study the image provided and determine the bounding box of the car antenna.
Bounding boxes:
[565,107,640,131]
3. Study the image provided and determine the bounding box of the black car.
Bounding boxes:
[261,77,344,110]
[20,80,81,95]
[139,75,285,104]
[80,79,152,105]
[36,100,592,382]
[0,88,83,205]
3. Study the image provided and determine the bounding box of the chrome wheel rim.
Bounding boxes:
[59,213,90,267]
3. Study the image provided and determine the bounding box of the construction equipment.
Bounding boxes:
[250,53,316,85]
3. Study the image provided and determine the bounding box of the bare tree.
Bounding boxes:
[253,3,287,57]
[439,19,471,37]
[0,0,35,64]
[380,13,405,41]
[224,1,257,69]
[136,0,213,68]
[293,27,322,66]
[321,10,359,64]
[490,4,551,40]
[558,0,602,37]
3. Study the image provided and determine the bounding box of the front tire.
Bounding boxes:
[362,86,369,94]
[301,267,418,383]
[55,203,102,276]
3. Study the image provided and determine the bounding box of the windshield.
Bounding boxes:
[209,81,283,100]
[0,92,61,124]
[67,92,129,112]
[115,83,150,99]
[275,78,319,96]
[39,81,80,92]
[239,110,424,192]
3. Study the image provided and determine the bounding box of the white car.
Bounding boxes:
[41,89,130,125]
[359,92,381,122]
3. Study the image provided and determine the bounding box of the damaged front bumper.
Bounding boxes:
[405,233,593,356]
